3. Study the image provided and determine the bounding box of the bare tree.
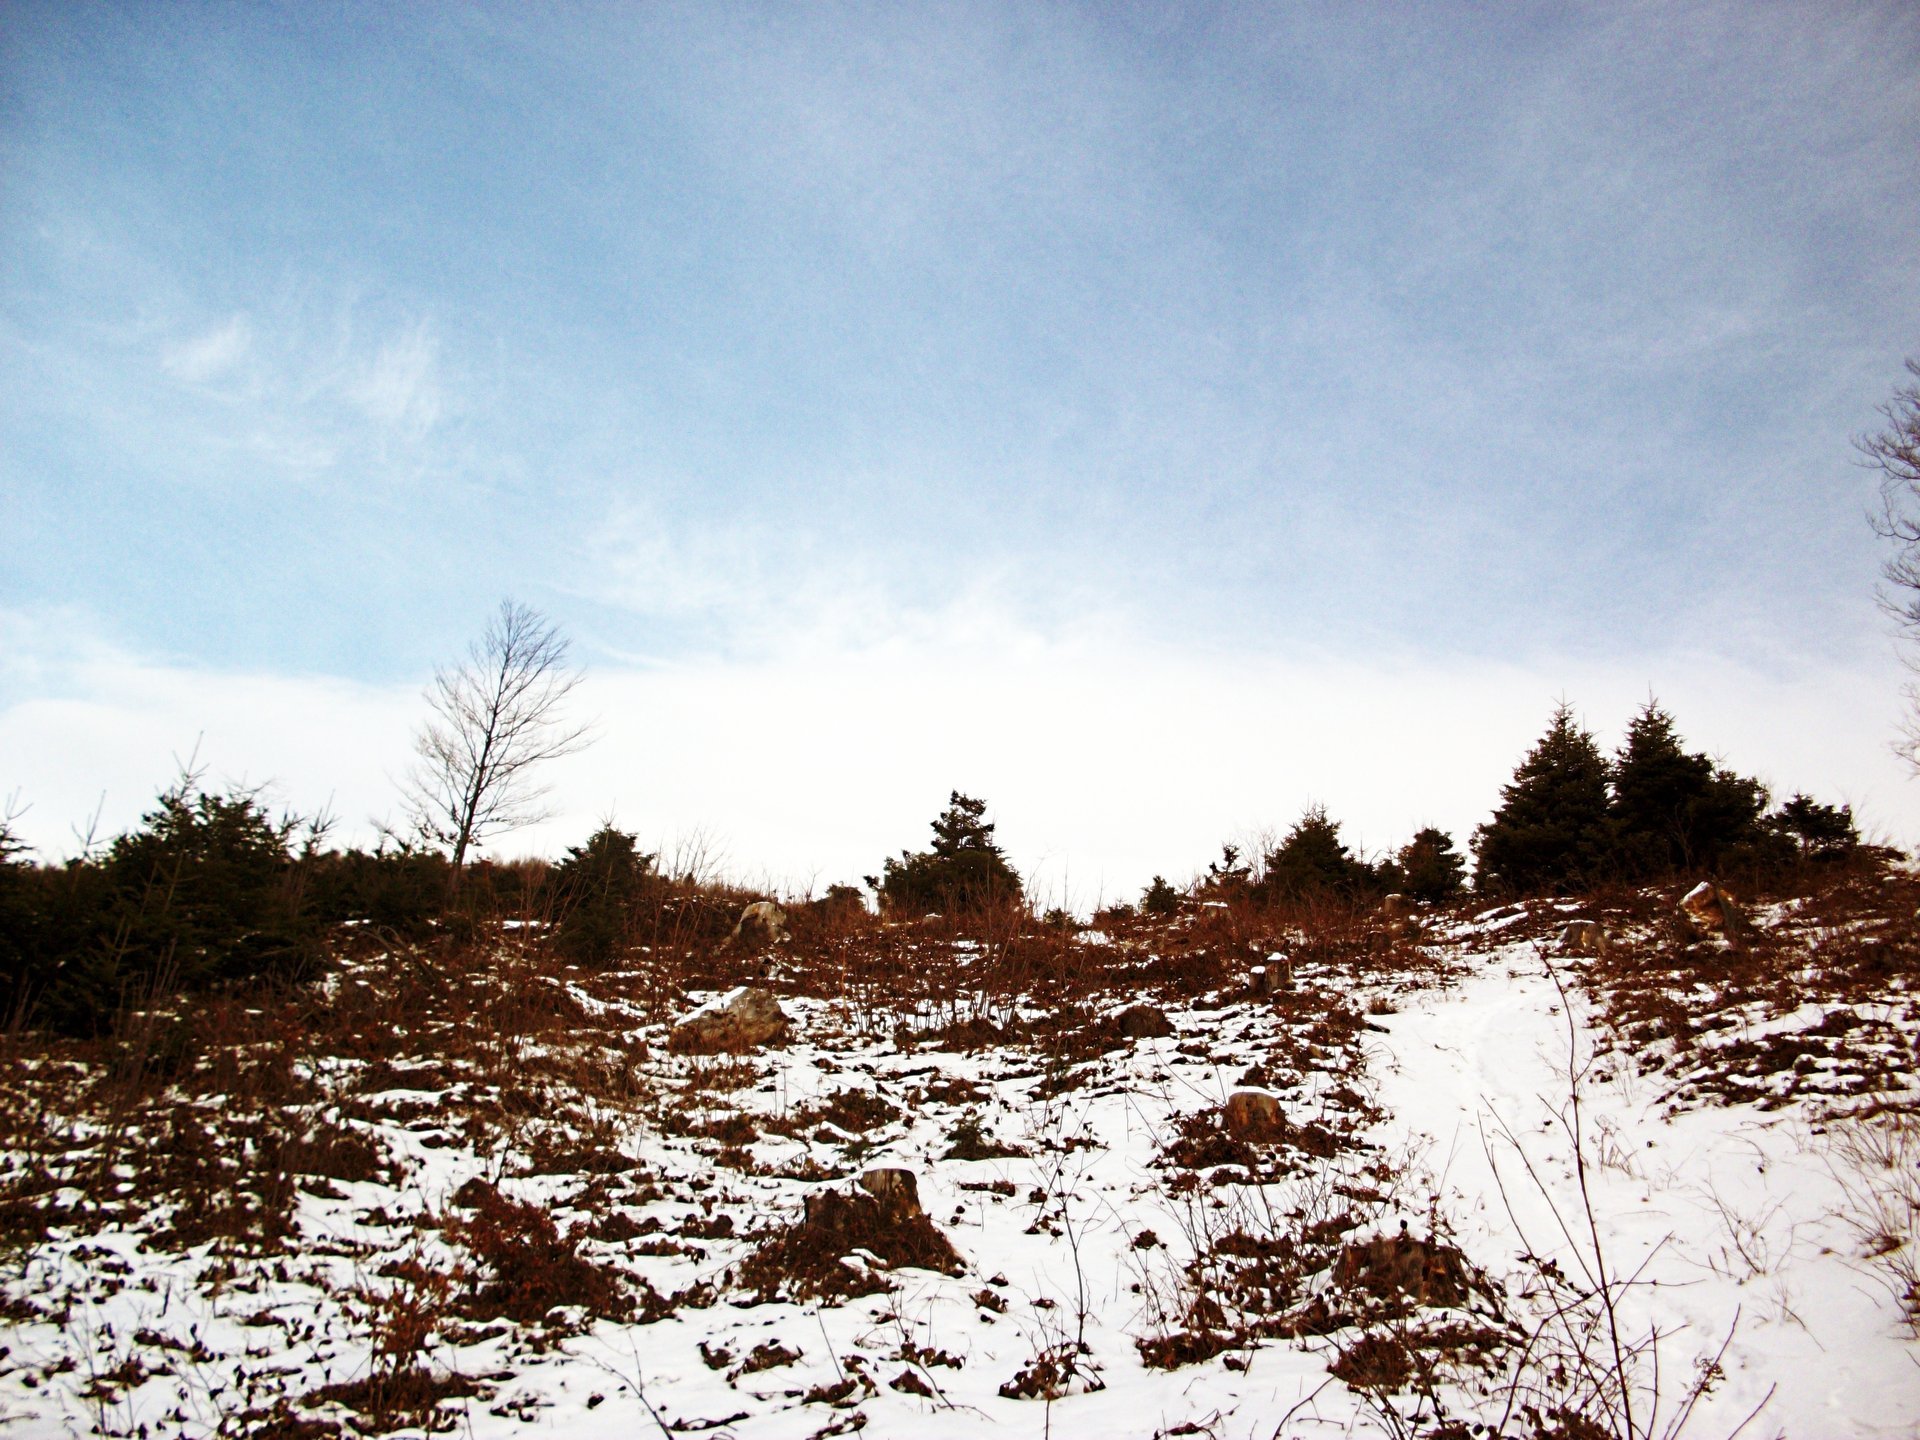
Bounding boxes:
[403,600,593,871]
[1862,357,1920,765]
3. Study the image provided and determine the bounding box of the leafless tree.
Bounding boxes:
[1862,357,1920,765]
[403,600,593,872]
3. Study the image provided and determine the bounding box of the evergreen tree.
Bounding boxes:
[1611,701,1767,877]
[1140,875,1182,916]
[10,776,324,1034]
[1259,805,1376,903]
[1395,827,1466,904]
[551,825,658,966]
[1767,793,1859,860]
[1473,704,1613,895]
[879,792,1023,915]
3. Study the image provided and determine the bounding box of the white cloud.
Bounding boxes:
[4,606,1913,912]
[160,313,253,384]
[344,320,443,439]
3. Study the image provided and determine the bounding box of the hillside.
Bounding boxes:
[3,869,1919,1438]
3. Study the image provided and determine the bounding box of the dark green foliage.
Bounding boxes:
[1259,806,1378,904]
[1141,875,1182,916]
[813,884,868,919]
[1767,793,1859,860]
[0,817,36,1027]
[1394,827,1466,904]
[878,792,1022,916]
[1611,701,1766,876]
[1200,845,1251,897]
[307,843,452,938]
[4,776,324,1035]
[550,826,658,966]
[1474,705,1613,895]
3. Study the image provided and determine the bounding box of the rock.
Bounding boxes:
[1115,1003,1174,1039]
[1380,893,1415,920]
[1557,920,1610,956]
[857,1167,923,1219]
[1385,917,1423,942]
[668,986,791,1054]
[1251,954,1293,997]
[728,899,791,948]
[1223,1090,1284,1141]
[1680,882,1744,936]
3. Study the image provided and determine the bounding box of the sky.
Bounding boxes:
[3,1,1918,905]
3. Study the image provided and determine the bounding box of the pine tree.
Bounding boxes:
[879,792,1023,915]
[1260,805,1376,903]
[1395,827,1466,904]
[551,825,657,966]
[1611,701,1767,877]
[1473,704,1613,895]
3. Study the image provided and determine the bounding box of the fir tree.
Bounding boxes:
[1474,704,1613,895]
[1611,701,1767,877]
[1260,805,1376,903]
[1767,793,1858,860]
[551,825,657,966]
[879,792,1023,915]
[1395,827,1466,904]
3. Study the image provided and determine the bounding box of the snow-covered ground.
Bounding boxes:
[3,908,1918,1438]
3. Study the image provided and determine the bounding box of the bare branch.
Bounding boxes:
[400,599,595,871]
[1862,357,1920,768]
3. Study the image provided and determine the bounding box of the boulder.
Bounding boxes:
[1223,1089,1284,1141]
[1680,882,1744,936]
[1115,1003,1174,1039]
[728,899,791,948]
[856,1167,923,1219]
[1380,893,1415,920]
[668,986,791,1054]
[1556,920,1610,956]
[1251,953,1293,997]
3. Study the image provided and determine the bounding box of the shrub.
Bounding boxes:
[6,774,325,1035]
[1141,875,1182,916]
[307,842,452,938]
[876,792,1023,916]
[549,825,660,966]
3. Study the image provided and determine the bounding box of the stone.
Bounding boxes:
[1115,1003,1174,1039]
[857,1167,923,1219]
[1557,920,1610,956]
[728,899,791,949]
[668,986,791,1054]
[1223,1089,1284,1140]
[1251,954,1293,997]
[1380,893,1415,920]
[1680,882,1743,936]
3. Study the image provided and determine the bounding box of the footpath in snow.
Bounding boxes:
[1372,941,1920,1438]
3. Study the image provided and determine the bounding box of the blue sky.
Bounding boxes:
[4,2,1919,895]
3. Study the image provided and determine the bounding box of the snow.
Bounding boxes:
[5,921,1919,1436]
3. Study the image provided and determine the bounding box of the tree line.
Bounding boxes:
[0,691,1860,1037]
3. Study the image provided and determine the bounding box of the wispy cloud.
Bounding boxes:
[160,313,253,384]
[344,319,443,440]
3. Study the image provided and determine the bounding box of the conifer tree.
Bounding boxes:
[1260,805,1376,903]
[1395,827,1466,904]
[878,792,1023,915]
[551,825,658,966]
[1473,704,1612,895]
[1611,701,1767,877]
